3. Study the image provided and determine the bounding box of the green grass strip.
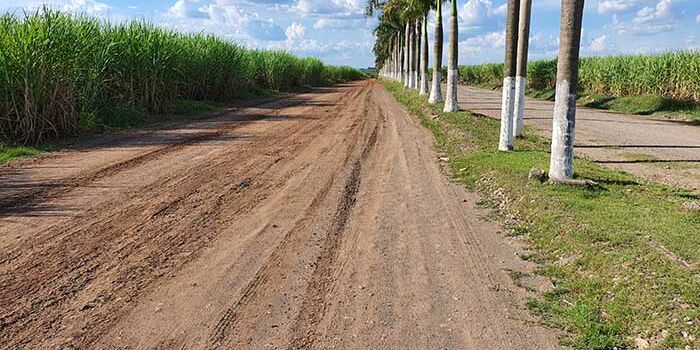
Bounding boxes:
[0,143,56,164]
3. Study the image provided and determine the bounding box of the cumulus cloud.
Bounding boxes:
[4,0,110,15]
[164,0,286,41]
[167,0,208,19]
[460,0,506,30]
[459,31,505,60]
[598,0,644,15]
[285,22,305,42]
[590,35,608,52]
[613,0,679,35]
[292,0,363,17]
[313,18,363,30]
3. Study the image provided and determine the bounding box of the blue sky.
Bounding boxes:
[2,0,700,68]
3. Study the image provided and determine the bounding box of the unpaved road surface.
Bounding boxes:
[0,80,560,349]
[455,85,700,192]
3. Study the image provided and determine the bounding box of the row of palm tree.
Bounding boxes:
[371,0,459,113]
[372,0,586,181]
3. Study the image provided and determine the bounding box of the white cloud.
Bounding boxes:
[61,0,110,15]
[285,22,305,42]
[633,0,672,23]
[292,0,363,17]
[313,18,362,30]
[460,0,506,29]
[612,0,679,35]
[167,0,208,19]
[460,31,505,50]
[697,14,700,23]
[164,0,286,42]
[590,35,608,52]
[598,0,641,14]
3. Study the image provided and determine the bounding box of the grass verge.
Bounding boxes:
[383,80,700,350]
[0,143,56,164]
[524,88,700,124]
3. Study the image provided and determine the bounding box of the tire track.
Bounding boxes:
[288,122,378,350]
[0,94,322,216]
[205,83,376,349]
[0,85,361,349]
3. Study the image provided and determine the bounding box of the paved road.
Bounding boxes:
[454,84,700,191]
[0,80,561,349]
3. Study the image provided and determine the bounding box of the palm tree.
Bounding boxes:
[416,19,421,89]
[406,21,413,88]
[396,32,402,81]
[419,14,430,95]
[367,0,434,90]
[443,0,458,112]
[428,0,443,104]
[498,0,519,152]
[549,0,585,180]
[514,0,532,137]
[412,19,417,87]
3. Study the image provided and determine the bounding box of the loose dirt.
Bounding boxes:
[454,85,700,192]
[0,80,561,349]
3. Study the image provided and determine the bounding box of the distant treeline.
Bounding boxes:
[0,10,366,144]
[456,52,700,102]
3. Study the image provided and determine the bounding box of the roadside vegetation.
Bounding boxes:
[0,9,365,147]
[457,52,700,123]
[383,79,700,350]
[0,143,56,165]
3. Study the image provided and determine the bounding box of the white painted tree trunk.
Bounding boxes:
[498,77,516,151]
[411,22,418,90]
[408,23,414,89]
[443,69,458,112]
[404,23,410,87]
[420,72,429,95]
[513,76,526,136]
[419,17,430,96]
[429,0,443,104]
[396,34,401,81]
[549,0,584,180]
[549,80,576,179]
[429,71,442,104]
[514,0,532,137]
[498,0,519,152]
[443,0,459,112]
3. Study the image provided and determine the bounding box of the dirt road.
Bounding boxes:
[454,85,700,191]
[0,80,560,349]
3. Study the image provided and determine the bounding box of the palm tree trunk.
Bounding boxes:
[404,22,411,87]
[443,0,459,112]
[550,0,585,180]
[413,20,418,89]
[420,14,430,95]
[400,32,405,83]
[498,0,520,152]
[412,21,419,89]
[514,0,532,137]
[429,0,443,104]
[396,32,401,81]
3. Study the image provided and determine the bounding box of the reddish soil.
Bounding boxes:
[0,80,561,349]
